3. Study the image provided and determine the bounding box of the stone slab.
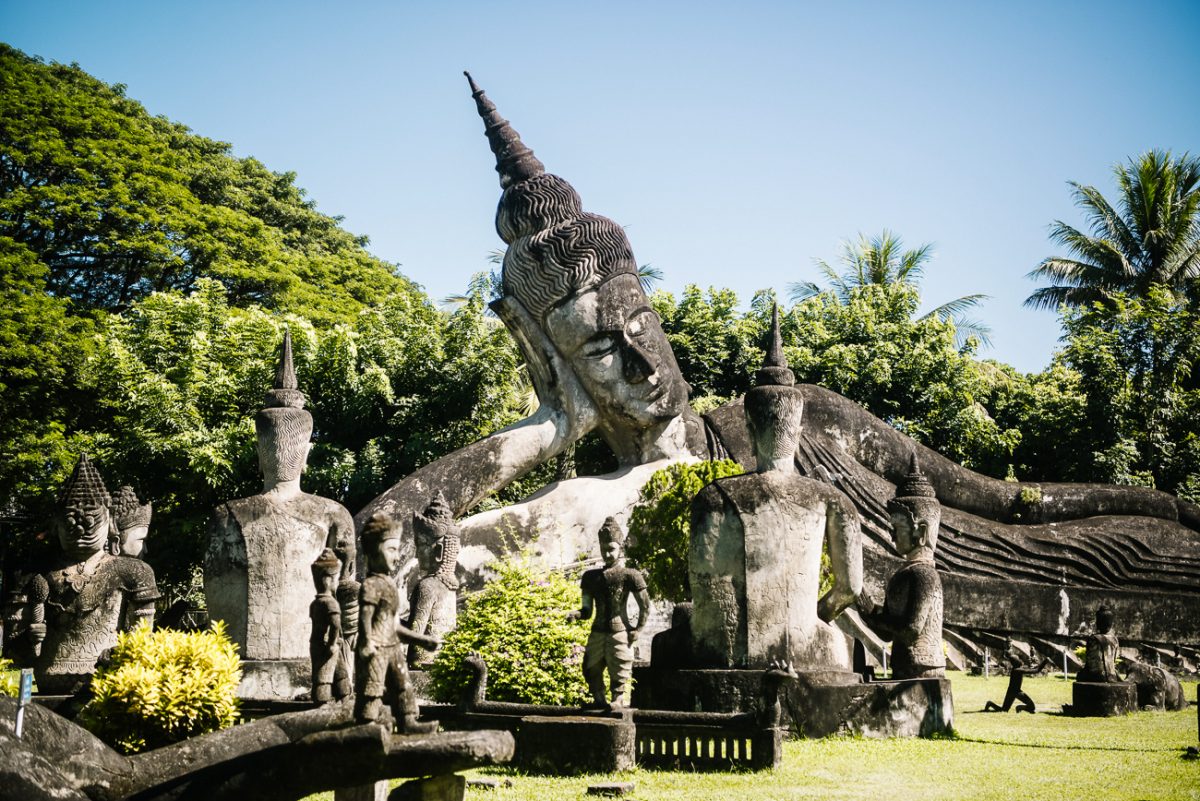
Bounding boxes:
[336,782,388,801]
[514,715,636,774]
[238,658,310,701]
[390,774,466,801]
[1068,681,1137,717]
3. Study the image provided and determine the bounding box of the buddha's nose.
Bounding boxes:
[621,336,656,383]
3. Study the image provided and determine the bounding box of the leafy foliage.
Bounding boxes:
[80,621,240,754]
[626,460,745,602]
[0,657,18,697]
[427,558,590,706]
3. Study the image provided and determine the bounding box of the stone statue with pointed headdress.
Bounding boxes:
[406,492,461,668]
[205,331,356,700]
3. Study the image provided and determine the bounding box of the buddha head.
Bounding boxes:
[256,330,312,490]
[413,491,460,587]
[1095,605,1114,635]
[598,516,627,568]
[362,513,402,576]
[744,305,802,473]
[887,455,941,560]
[311,547,340,596]
[53,454,114,563]
[110,485,152,558]
[467,74,691,450]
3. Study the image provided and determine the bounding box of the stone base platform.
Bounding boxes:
[1067,681,1137,717]
[239,658,310,702]
[631,667,953,738]
[514,715,636,774]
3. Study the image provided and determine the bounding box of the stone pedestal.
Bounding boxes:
[514,715,636,774]
[391,774,466,801]
[632,667,953,738]
[1069,681,1137,717]
[337,782,388,801]
[238,659,311,702]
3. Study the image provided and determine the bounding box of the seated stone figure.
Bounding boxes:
[205,331,356,699]
[689,309,863,670]
[406,492,461,668]
[858,456,945,680]
[3,455,158,694]
[1077,606,1121,683]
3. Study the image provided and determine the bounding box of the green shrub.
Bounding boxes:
[428,557,590,706]
[626,459,745,602]
[80,621,241,753]
[0,657,18,697]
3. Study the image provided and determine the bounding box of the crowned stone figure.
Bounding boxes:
[406,492,461,668]
[205,331,356,700]
[309,548,351,704]
[110,485,152,559]
[3,455,159,693]
[689,306,864,671]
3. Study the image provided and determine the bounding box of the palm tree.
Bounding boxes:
[789,230,992,348]
[1025,150,1200,310]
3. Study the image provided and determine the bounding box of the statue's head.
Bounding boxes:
[744,304,802,472]
[887,454,940,558]
[256,330,313,488]
[598,516,627,568]
[413,491,460,584]
[311,547,340,594]
[362,512,402,576]
[53,454,114,562]
[110,485,152,558]
[468,74,691,443]
[330,525,356,580]
[1095,605,1114,634]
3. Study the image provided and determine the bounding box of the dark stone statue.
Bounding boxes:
[984,639,1036,713]
[568,517,649,709]
[1121,658,1187,711]
[406,492,460,668]
[859,455,946,679]
[1077,606,1121,683]
[309,548,350,704]
[3,455,159,694]
[355,514,440,732]
[649,602,694,669]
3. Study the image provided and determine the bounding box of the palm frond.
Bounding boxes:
[637,264,664,293]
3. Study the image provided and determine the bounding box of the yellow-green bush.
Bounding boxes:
[80,621,241,753]
[0,657,18,697]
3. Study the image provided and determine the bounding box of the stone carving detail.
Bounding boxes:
[355,514,440,732]
[407,492,460,668]
[569,517,649,708]
[859,455,946,679]
[689,307,863,670]
[109,486,152,559]
[1077,606,1121,683]
[3,455,159,693]
[309,548,351,704]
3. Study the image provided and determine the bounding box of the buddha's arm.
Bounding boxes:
[817,492,864,623]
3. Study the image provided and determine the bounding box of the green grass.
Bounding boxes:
[304,675,1199,801]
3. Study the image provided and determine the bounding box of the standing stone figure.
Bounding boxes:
[859,455,946,679]
[204,331,356,700]
[3,455,159,693]
[109,486,152,559]
[309,548,351,704]
[1077,606,1121,683]
[331,523,359,687]
[355,514,440,732]
[406,492,460,668]
[689,307,863,670]
[568,517,649,709]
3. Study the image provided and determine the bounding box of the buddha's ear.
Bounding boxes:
[914,519,930,548]
[491,295,558,402]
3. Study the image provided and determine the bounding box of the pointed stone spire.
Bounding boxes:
[465,71,545,188]
[264,328,306,409]
[755,303,795,387]
[58,453,111,508]
[896,453,937,500]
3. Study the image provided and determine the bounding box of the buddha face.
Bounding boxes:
[602,540,623,569]
[256,408,312,487]
[56,503,111,562]
[369,538,402,576]
[545,274,689,429]
[119,525,149,558]
[889,506,938,559]
[416,535,443,575]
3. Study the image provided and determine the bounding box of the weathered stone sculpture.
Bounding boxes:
[3,455,159,693]
[1077,606,1120,683]
[407,492,460,668]
[1067,604,1137,716]
[309,548,350,704]
[689,308,863,670]
[204,331,356,700]
[330,521,359,686]
[568,517,649,708]
[109,486,152,559]
[1122,658,1187,711]
[355,514,440,732]
[859,455,945,679]
[984,639,1037,713]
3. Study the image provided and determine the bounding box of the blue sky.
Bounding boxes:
[4,0,1198,373]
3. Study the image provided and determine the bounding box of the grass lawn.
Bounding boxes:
[307,674,1200,801]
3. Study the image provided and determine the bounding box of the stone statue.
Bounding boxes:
[1077,606,1121,683]
[204,330,356,699]
[309,548,351,704]
[859,455,945,679]
[689,307,863,670]
[568,517,649,709]
[330,518,359,686]
[109,486,152,559]
[406,492,460,668]
[649,601,694,669]
[3,455,159,693]
[355,514,440,732]
[984,639,1036,713]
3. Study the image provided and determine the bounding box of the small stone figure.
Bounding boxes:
[309,548,351,704]
[984,639,1036,713]
[3,455,159,693]
[407,492,461,668]
[649,602,694,669]
[109,486,152,558]
[330,523,359,686]
[568,517,649,709]
[859,455,946,679]
[355,513,440,732]
[1077,605,1121,683]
